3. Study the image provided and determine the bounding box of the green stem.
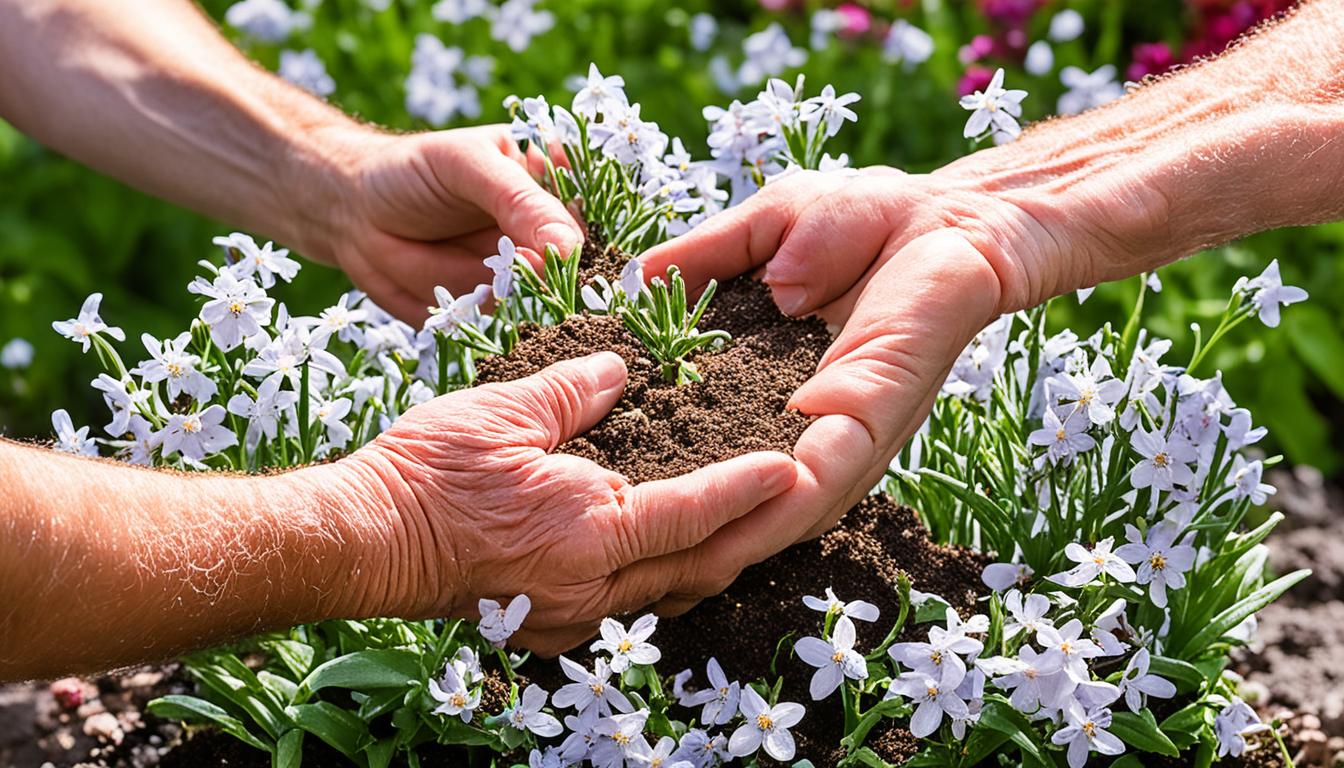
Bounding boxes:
[298,363,311,462]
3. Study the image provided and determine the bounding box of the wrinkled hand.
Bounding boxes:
[639,165,1150,613]
[334,352,798,655]
[307,125,582,321]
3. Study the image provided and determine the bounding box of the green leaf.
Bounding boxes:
[976,699,1052,765]
[285,702,369,760]
[1175,570,1309,657]
[1287,304,1344,400]
[268,640,316,680]
[273,729,303,768]
[1160,702,1212,750]
[146,695,273,754]
[258,671,299,705]
[1147,656,1204,694]
[295,649,421,702]
[1110,710,1179,757]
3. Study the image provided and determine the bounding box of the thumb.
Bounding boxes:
[462,139,583,258]
[490,352,628,450]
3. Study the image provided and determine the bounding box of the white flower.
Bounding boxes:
[959,68,1028,140]
[189,271,275,352]
[590,614,660,673]
[431,0,487,24]
[1051,354,1125,426]
[1038,619,1105,679]
[1130,428,1198,491]
[727,686,804,762]
[890,616,983,678]
[1024,40,1054,76]
[1116,649,1176,713]
[1230,455,1275,504]
[160,405,238,461]
[944,315,1011,401]
[794,616,868,700]
[801,587,880,622]
[558,707,600,763]
[590,709,650,766]
[0,338,34,369]
[1029,406,1095,465]
[132,332,217,402]
[1115,522,1196,608]
[310,293,368,347]
[279,49,335,98]
[214,233,300,289]
[553,656,632,717]
[689,13,718,52]
[883,20,934,67]
[673,728,731,766]
[1052,705,1124,768]
[425,284,491,335]
[484,237,519,300]
[490,0,554,53]
[799,85,860,138]
[1215,697,1266,758]
[985,647,1072,713]
[737,23,807,86]
[1003,589,1054,640]
[682,657,740,726]
[313,396,354,450]
[981,562,1033,592]
[503,685,562,737]
[91,374,151,437]
[1049,538,1137,588]
[572,63,628,119]
[428,661,480,723]
[224,0,306,42]
[1241,259,1307,327]
[1058,65,1125,115]
[1048,9,1085,42]
[109,415,159,465]
[51,409,98,456]
[478,595,530,647]
[887,662,968,738]
[1224,408,1267,450]
[53,293,125,353]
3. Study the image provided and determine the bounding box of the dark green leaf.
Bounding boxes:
[1110,710,1179,756]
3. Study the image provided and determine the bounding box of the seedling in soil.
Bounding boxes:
[511,243,583,325]
[617,266,730,385]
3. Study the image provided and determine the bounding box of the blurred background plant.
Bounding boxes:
[3,0,1339,473]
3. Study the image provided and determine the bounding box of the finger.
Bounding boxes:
[375,233,500,307]
[484,352,628,449]
[511,623,601,658]
[638,171,838,294]
[458,132,583,257]
[611,451,798,567]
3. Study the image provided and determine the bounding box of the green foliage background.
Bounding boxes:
[2,0,1341,471]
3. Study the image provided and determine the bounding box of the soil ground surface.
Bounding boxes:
[2,262,1337,766]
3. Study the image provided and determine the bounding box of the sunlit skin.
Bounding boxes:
[641,0,1344,615]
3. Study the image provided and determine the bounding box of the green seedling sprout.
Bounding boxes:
[617,266,730,385]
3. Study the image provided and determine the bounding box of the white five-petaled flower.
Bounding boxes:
[887,661,969,738]
[51,408,98,456]
[984,646,1071,713]
[1215,697,1266,758]
[682,657,740,726]
[425,284,491,335]
[727,686,805,762]
[590,709,650,766]
[1051,705,1125,768]
[553,656,632,717]
[1038,619,1105,679]
[1114,521,1197,608]
[478,595,530,647]
[503,685,562,737]
[981,562,1034,592]
[428,661,480,723]
[160,405,238,462]
[1048,537,1137,588]
[890,616,983,678]
[1029,406,1095,465]
[572,63,629,119]
[1231,455,1276,504]
[959,68,1028,140]
[132,332,217,403]
[1116,649,1176,713]
[313,396,354,451]
[189,270,275,352]
[802,587,880,622]
[1129,428,1198,491]
[1003,590,1054,641]
[1051,354,1126,426]
[310,293,369,347]
[1239,259,1307,328]
[1,338,33,369]
[214,233,301,289]
[591,614,661,673]
[1057,65,1125,116]
[484,237,519,301]
[278,49,336,98]
[794,615,868,700]
[799,84,860,138]
[53,293,125,353]
[91,374,152,437]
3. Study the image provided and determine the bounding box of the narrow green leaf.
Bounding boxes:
[1176,570,1309,656]
[285,702,369,760]
[295,649,421,702]
[1110,710,1179,756]
[147,695,273,754]
[273,729,303,768]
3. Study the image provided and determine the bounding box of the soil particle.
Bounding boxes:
[476,278,830,483]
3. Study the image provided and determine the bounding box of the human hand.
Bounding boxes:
[638,165,1166,612]
[299,124,582,321]
[324,351,798,655]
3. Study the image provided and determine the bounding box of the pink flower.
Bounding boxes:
[957,66,995,97]
[758,0,796,10]
[1127,42,1176,81]
[958,34,995,64]
[834,3,871,38]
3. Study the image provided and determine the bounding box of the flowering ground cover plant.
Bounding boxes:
[43,65,1313,768]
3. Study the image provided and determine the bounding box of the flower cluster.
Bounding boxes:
[405,34,494,126]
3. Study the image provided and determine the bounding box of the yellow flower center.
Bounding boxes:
[228,300,245,315]
[831,650,845,663]
[756,714,774,731]
[450,693,466,707]
[926,685,940,698]
[1150,552,1168,571]
[166,362,184,378]
[929,650,943,666]
[1153,452,1169,468]
[1056,428,1067,441]
[1082,721,1097,738]
[613,732,630,746]
[1059,641,1072,654]
[618,639,633,653]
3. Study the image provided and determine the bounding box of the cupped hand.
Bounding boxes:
[638,165,1152,613]
[334,352,798,655]
[306,125,582,321]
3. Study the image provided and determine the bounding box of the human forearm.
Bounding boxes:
[0,441,402,680]
[0,0,365,263]
[938,0,1344,311]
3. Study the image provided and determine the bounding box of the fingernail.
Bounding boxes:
[585,351,627,394]
[539,223,582,255]
[761,454,799,494]
[769,283,808,315]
